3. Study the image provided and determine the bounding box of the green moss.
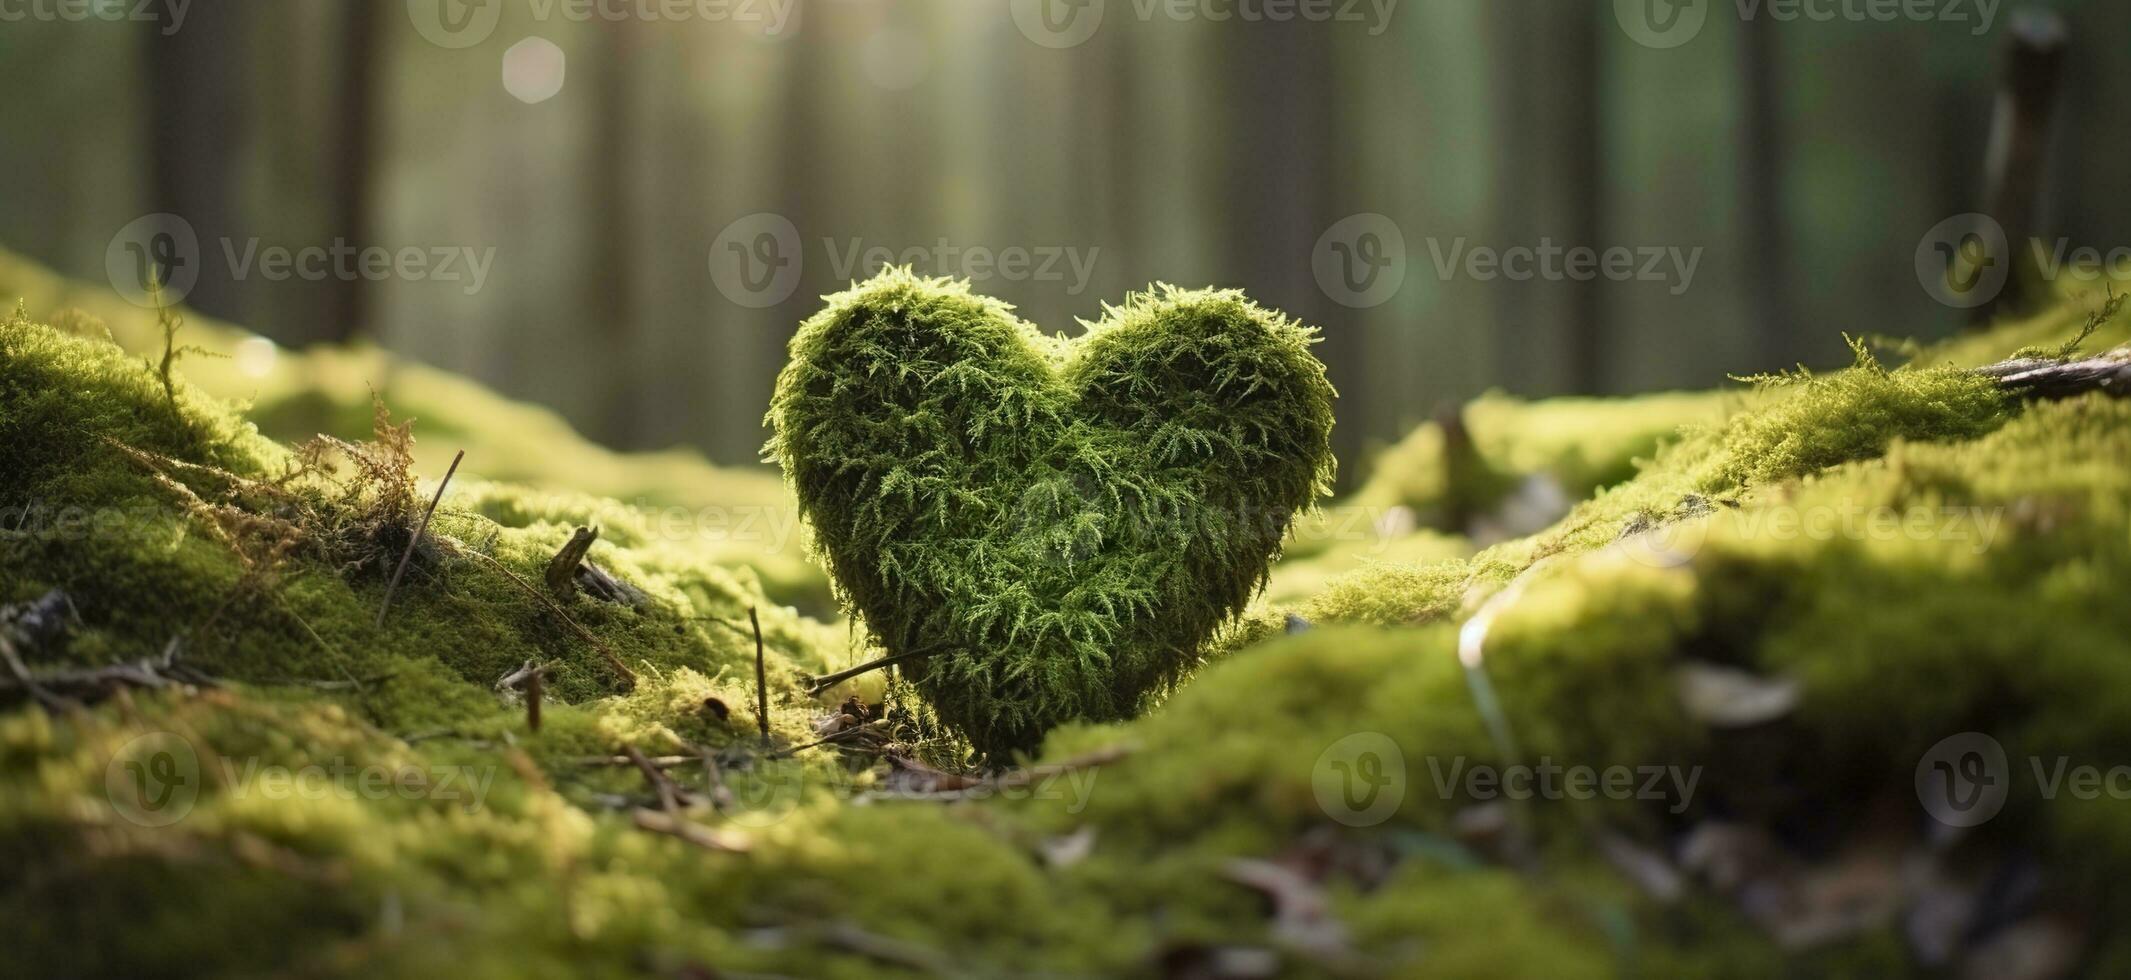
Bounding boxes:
[0,308,840,737]
[767,269,1336,759]
[0,247,825,612]
[6,259,2131,977]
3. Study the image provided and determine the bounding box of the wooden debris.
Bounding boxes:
[544,526,599,598]
[543,525,646,607]
[0,635,213,707]
[1978,346,2131,401]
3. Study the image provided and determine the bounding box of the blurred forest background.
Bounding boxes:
[3,0,2129,477]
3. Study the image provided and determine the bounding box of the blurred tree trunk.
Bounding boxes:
[1222,25,1342,478]
[1490,0,1604,394]
[587,19,638,443]
[321,0,381,344]
[1736,11,1793,368]
[145,4,247,320]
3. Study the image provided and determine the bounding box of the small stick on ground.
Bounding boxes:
[495,660,548,732]
[525,665,544,732]
[623,743,684,813]
[632,807,751,852]
[769,720,886,759]
[467,551,638,689]
[376,449,464,628]
[573,753,694,768]
[804,649,932,698]
[750,606,769,745]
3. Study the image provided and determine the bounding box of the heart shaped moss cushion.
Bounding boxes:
[767,269,1335,758]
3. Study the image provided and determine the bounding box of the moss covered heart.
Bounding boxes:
[767,269,1335,758]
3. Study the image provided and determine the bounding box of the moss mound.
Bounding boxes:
[767,270,1335,758]
[3,271,2129,976]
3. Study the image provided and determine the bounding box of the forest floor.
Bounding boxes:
[3,248,2129,978]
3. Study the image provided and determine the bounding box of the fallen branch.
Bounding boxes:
[377,449,464,628]
[0,633,67,709]
[1978,347,2131,401]
[0,636,213,706]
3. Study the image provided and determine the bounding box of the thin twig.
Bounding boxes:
[632,807,752,852]
[624,743,683,812]
[751,606,769,745]
[495,660,549,732]
[377,449,464,628]
[804,649,932,698]
[768,720,886,759]
[869,743,1135,802]
[573,753,696,768]
[466,550,638,689]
